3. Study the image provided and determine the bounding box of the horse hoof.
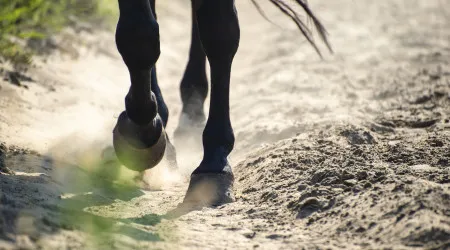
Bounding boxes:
[183,171,235,207]
[165,171,234,218]
[113,114,166,172]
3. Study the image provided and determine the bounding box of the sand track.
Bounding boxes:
[1,0,449,249]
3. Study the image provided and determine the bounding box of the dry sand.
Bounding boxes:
[0,0,449,249]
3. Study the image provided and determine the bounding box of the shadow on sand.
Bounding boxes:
[0,149,173,247]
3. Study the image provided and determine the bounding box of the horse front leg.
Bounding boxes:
[146,0,178,170]
[182,0,240,207]
[113,0,166,172]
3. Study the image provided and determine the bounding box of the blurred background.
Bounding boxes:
[0,0,119,69]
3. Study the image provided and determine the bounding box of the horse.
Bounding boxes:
[112,0,331,209]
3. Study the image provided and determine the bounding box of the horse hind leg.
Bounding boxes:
[113,0,166,172]
[174,0,208,145]
[180,0,208,125]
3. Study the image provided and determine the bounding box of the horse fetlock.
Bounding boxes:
[203,122,235,148]
[125,90,158,125]
[113,112,166,172]
[202,129,235,171]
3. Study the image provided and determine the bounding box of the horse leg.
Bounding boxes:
[151,67,178,170]
[182,0,240,206]
[173,0,208,153]
[148,0,178,170]
[113,0,166,172]
[147,0,168,126]
[178,0,208,127]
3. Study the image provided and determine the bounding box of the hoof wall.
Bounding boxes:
[183,172,235,206]
[167,172,234,218]
[113,120,166,172]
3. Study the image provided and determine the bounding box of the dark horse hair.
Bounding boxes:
[251,0,333,57]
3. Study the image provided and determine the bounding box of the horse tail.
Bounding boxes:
[250,0,332,57]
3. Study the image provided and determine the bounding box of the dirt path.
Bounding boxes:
[1,0,449,249]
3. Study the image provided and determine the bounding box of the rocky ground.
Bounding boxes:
[0,0,449,249]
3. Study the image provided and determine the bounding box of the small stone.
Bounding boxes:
[246,208,256,214]
[357,171,369,180]
[344,179,358,187]
[243,231,256,239]
[297,198,322,219]
[363,182,372,188]
[298,184,308,191]
[409,164,439,172]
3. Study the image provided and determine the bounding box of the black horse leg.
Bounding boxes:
[148,0,178,169]
[173,0,208,149]
[150,66,178,169]
[113,0,166,171]
[182,0,240,206]
[147,0,168,125]
[179,0,208,125]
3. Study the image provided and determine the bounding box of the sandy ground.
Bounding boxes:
[1,0,449,249]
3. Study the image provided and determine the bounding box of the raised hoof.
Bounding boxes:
[113,114,166,172]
